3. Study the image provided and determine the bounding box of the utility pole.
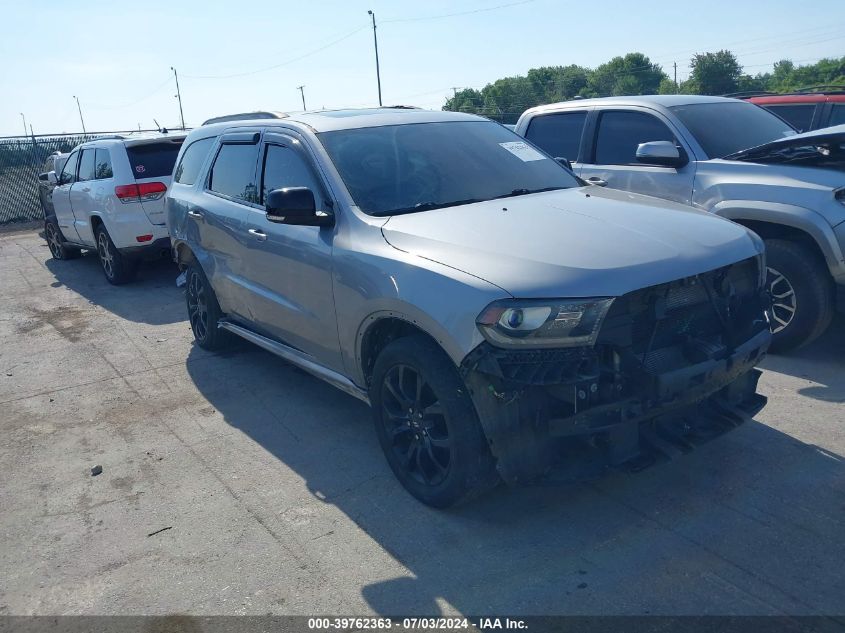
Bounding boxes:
[673,62,678,93]
[367,10,383,106]
[73,96,87,134]
[297,85,307,111]
[171,67,186,130]
[20,113,27,137]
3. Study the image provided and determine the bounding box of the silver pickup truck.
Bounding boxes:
[166,108,770,507]
[517,96,845,352]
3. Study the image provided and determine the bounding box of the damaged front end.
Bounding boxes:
[461,257,771,485]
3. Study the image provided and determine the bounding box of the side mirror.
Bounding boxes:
[47,171,58,185]
[265,187,333,227]
[554,157,573,171]
[636,141,687,167]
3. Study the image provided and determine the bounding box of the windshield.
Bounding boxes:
[669,102,795,159]
[318,120,579,216]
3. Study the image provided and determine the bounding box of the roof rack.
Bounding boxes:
[794,85,845,94]
[722,91,777,98]
[202,111,288,125]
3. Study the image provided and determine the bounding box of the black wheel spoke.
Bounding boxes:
[424,438,448,474]
[427,435,449,449]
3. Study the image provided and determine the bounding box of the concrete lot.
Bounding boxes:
[0,226,843,616]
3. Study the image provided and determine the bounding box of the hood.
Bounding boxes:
[381,187,762,298]
[724,124,845,168]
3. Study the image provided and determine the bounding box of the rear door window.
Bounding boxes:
[94,149,113,179]
[763,104,816,132]
[209,143,260,203]
[594,111,676,165]
[126,141,184,179]
[77,149,96,182]
[829,104,845,127]
[524,112,587,162]
[174,137,215,185]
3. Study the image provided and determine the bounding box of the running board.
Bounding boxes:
[217,321,370,405]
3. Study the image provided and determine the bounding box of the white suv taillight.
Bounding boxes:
[115,182,167,203]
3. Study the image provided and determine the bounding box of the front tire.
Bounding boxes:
[95,225,137,285]
[185,263,229,351]
[44,219,81,260]
[765,239,834,353]
[370,335,498,508]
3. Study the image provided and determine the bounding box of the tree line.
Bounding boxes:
[442,51,845,123]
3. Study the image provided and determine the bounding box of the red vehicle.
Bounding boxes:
[734,86,845,132]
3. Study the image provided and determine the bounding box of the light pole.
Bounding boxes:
[171,67,186,130]
[20,113,27,137]
[367,10,383,106]
[297,85,307,111]
[73,96,87,134]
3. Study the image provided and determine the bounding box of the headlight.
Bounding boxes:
[476,298,614,348]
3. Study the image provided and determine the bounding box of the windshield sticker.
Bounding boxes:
[499,141,546,162]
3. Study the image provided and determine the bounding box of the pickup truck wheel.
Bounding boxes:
[765,239,834,353]
[96,226,137,285]
[185,263,228,351]
[44,220,81,260]
[370,335,498,507]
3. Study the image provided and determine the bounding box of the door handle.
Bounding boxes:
[586,177,608,187]
[187,209,204,219]
[248,228,267,241]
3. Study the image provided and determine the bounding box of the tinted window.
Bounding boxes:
[174,137,215,185]
[261,144,323,204]
[126,141,184,179]
[524,112,587,162]
[764,104,815,132]
[209,143,259,203]
[319,121,579,216]
[59,151,78,184]
[594,111,676,165]
[669,101,794,158]
[829,104,845,127]
[77,149,96,182]
[94,149,113,179]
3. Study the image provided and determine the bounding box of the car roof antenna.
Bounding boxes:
[152,118,168,134]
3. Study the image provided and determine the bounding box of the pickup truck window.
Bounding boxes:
[524,112,586,162]
[669,101,794,159]
[830,104,845,127]
[261,144,322,204]
[319,120,579,216]
[209,143,259,203]
[594,111,675,165]
[763,104,815,132]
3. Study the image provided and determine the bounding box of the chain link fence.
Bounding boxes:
[0,130,159,225]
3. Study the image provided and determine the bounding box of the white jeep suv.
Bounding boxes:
[45,132,186,284]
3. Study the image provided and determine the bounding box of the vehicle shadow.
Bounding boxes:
[185,343,845,615]
[45,252,184,326]
[760,314,845,403]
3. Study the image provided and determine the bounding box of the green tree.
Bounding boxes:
[587,53,667,97]
[688,50,742,95]
[658,78,678,95]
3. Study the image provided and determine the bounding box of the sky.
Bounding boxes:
[2,0,843,136]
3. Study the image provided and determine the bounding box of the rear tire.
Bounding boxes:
[44,219,81,260]
[96,225,138,285]
[185,263,229,351]
[765,239,834,353]
[370,335,498,508]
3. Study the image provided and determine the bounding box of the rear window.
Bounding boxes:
[126,141,184,179]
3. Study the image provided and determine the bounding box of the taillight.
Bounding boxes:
[115,182,167,203]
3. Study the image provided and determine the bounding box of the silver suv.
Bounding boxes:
[516,96,845,351]
[166,108,770,507]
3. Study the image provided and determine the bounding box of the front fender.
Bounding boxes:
[711,200,845,278]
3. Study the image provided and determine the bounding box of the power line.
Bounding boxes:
[382,0,535,23]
